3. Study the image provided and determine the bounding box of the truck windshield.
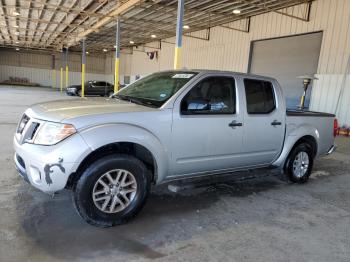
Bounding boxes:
[115,71,198,107]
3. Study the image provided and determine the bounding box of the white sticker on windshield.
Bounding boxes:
[160,93,166,98]
[172,74,194,79]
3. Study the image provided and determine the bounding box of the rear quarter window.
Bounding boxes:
[244,79,276,114]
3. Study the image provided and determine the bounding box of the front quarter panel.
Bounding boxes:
[79,123,169,183]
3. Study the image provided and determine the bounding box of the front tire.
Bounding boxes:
[73,154,150,227]
[285,143,314,183]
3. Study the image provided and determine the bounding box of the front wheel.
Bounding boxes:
[285,143,314,183]
[73,154,151,227]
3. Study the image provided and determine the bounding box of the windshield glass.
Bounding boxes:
[116,71,198,107]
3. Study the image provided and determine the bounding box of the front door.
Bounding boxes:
[171,76,244,176]
[240,78,285,166]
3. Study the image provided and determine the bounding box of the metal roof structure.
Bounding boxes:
[0,0,313,52]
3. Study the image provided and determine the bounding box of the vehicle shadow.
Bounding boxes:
[16,172,289,260]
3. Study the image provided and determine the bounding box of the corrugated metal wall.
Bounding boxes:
[0,49,131,86]
[127,0,350,125]
[0,0,349,124]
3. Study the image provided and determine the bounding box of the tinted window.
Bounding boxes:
[117,71,198,107]
[244,79,275,114]
[181,77,236,114]
[92,81,102,87]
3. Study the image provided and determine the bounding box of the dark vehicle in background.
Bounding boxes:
[66,81,114,97]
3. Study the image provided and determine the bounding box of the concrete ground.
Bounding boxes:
[1,86,350,262]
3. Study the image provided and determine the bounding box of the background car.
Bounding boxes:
[66,81,114,97]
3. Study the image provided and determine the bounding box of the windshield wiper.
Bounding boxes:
[115,95,158,108]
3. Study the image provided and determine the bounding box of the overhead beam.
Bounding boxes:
[68,0,143,47]
[219,17,250,33]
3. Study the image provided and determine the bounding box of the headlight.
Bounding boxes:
[33,122,76,145]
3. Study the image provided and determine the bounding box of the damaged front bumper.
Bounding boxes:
[13,133,92,194]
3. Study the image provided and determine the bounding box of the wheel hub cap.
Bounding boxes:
[292,152,310,178]
[92,169,137,213]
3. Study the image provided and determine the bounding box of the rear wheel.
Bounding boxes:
[77,89,82,97]
[73,154,150,227]
[285,143,314,183]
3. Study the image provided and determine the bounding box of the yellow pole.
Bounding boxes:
[60,67,63,93]
[114,18,120,93]
[65,65,69,89]
[81,39,86,98]
[300,95,305,108]
[174,0,184,69]
[174,47,182,70]
[114,58,119,93]
[65,48,69,89]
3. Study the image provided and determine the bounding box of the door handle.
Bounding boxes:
[271,120,282,126]
[229,120,243,127]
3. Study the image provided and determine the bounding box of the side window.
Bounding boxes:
[244,79,276,114]
[91,81,100,87]
[181,77,236,115]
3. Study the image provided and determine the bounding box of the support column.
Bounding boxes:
[174,0,185,69]
[60,51,64,93]
[81,39,86,98]
[65,47,69,88]
[52,54,56,89]
[114,18,121,93]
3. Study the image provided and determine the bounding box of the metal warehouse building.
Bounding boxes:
[1,1,350,261]
[0,0,349,124]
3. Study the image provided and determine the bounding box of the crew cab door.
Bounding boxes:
[240,78,286,166]
[171,75,244,176]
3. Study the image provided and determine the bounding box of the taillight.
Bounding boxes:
[333,118,339,137]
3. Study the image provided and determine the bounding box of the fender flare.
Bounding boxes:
[272,123,319,168]
[78,123,169,183]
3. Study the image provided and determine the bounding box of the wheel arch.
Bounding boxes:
[272,133,318,168]
[67,141,158,189]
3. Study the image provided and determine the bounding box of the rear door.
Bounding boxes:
[240,78,285,166]
[171,75,244,176]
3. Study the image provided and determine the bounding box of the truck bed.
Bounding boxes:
[287,110,335,117]
[286,110,335,156]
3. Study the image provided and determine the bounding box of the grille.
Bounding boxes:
[17,114,30,134]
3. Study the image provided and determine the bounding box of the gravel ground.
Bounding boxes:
[1,86,350,262]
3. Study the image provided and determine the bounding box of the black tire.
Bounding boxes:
[107,91,114,97]
[284,143,314,183]
[77,90,82,97]
[73,154,151,227]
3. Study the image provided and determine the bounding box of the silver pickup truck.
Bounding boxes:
[14,70,337,227]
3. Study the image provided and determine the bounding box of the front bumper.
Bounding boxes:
[13,133,92,194]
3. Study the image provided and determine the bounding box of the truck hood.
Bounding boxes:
[26,98,156,122]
